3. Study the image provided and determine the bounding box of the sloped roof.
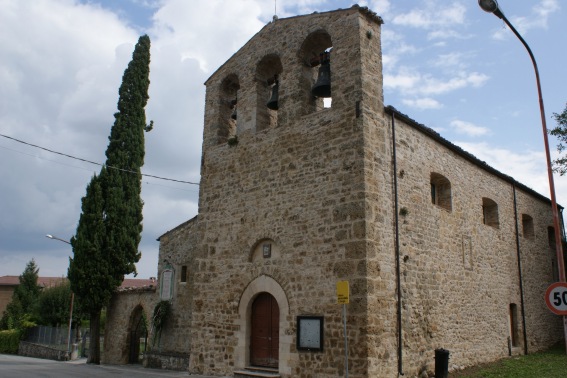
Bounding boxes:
[0,275,156,289]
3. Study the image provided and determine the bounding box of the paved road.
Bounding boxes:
[0,354,223,378]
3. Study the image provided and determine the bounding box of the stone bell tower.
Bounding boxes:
[190,6,396,377]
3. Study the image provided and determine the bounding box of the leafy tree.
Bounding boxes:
[68,34,152,364]
[0,259,41,330]
[37,280,81,327]
[550,102,567,175]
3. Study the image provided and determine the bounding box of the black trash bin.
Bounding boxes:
[435,348,450,378]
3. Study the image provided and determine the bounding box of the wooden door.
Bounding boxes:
[250,292,279,368]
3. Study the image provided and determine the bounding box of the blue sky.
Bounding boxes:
[1,0,566,279]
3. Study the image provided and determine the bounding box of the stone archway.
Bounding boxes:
[236,275,291,375]
[127,305,148,364]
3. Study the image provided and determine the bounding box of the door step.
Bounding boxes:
[234,366,280,378]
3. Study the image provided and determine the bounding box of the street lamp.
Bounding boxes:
[46,234,71,245]
[478,0,567,352]
[45,234,75,357]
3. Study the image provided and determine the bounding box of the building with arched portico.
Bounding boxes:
[104,5,563,377]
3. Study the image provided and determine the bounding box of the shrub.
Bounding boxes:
[0,329,21,354]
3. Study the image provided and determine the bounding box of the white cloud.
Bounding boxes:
[385,69,488,96]
[450,120,490,136]
[493,0,560,39]
[402,97,443,110]
[454,141,567,206]
[392,2,466,29]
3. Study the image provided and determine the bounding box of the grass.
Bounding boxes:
[451,343,567,378]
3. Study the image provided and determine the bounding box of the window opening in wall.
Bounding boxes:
[522,214,534,239]
[482,197,499,228]
[548,226,559,281]
[255,54,282,132]
[548,226,556,250]
[430,172,452,212]
[218,75,240,144]
[299,30,332,114]
[180,265,187,283]
[509,303,519,348]
[312,49,332,108]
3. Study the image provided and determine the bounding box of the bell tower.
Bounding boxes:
[191,6,393,377]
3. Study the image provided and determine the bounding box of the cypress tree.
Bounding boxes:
[68,35,152,364]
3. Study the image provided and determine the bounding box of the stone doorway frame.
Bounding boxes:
[236,275,291,375]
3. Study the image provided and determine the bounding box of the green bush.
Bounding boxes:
[0,329,21,354]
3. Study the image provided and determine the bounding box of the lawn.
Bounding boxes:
[451,343,567,378]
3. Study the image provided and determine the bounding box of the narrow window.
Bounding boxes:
[509,303,519,347]
[218,75,240,144]
[482,197,499,228]
[548,226,556,250]
[521,214,534,239]
[549,226,559,281]
[180,265,187,283]
[430,172,452,211]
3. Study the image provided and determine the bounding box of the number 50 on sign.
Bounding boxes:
[545,282,567,316]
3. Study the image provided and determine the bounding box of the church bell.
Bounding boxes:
[266,76,279,110]
[311,52,331,98]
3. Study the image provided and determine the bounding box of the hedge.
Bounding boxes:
[0,329,21,354]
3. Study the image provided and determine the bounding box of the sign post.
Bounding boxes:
[337,281,349,378]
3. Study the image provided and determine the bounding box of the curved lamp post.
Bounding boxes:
[478,0,566,353]
[45,234,74,357]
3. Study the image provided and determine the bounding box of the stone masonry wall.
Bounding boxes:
[103,287,157,365]
[155,216,197,356]
[192,7,385,378]
[376,109,563,376]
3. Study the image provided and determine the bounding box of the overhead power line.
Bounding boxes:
[0,132,199,186]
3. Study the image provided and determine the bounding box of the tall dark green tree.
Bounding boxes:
[68,35,152,364]
[0,259,41,330]
[550,102,567,175]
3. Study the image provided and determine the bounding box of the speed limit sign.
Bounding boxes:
[545,282,567,315]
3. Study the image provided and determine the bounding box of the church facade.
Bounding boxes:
[104,6,563,377]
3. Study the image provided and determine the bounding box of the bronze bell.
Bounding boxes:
[311,52,331,98]
[266,78,279,110]
[230,99,237,120]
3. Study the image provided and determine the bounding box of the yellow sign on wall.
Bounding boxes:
[337,280,349,304]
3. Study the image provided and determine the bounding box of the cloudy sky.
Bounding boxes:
[1,0,566,280]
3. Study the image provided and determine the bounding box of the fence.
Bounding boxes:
[25,325,92,353]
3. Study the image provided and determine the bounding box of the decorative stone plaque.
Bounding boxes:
[160,268,174,300]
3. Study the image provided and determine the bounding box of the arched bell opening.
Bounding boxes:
[255,54,282,132]
[218,74,240,144]
[299,30,333,114]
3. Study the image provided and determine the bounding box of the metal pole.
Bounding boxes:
[67,291,74,354]
[343,303,348,378]
[478,0,567,353]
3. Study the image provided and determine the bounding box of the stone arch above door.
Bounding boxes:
[235,275,291,375]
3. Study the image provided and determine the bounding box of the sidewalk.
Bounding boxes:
[64,357,226,377]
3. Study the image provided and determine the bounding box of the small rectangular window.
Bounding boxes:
[180,265,187,283]
[431,183,436,205]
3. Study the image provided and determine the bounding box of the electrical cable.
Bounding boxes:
[0,132,199,186]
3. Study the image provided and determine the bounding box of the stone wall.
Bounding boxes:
[18,341,69,361]
[103,286,157,365]
[192,6,387,377]
[376,108,562,376]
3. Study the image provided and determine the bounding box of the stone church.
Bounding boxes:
[104,6,564,377]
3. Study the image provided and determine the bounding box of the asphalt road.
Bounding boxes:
[0,354,223,378]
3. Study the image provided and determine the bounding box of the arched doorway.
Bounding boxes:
[128,306,148,364]
[250,292,279,368]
